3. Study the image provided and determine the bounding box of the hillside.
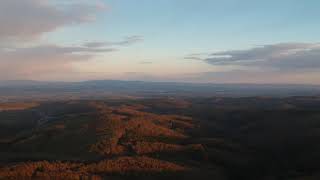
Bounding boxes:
[1,97,320,179]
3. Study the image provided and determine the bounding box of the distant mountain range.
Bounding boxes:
[0,80,320,101]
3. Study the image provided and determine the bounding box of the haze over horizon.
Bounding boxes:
[1,0,320,84]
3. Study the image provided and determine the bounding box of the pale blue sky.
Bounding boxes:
[1,0,320,83]
[51,0,320,50]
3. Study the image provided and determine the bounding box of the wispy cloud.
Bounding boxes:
[184,56,204,61]
[181,43,320,84]
[196,43,320,70]
[0,1,145,80]
[83,36,144,48]
[184,52,210,61]
[0,43,115,80]
[0,34,144,80]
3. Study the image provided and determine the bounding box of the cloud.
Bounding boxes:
[114,36,144,46]
[83,36,144,48]
[181,43,320,84]
[0,43,115,80]
[0,0,105,41]
[0,1,146,80]
[184,53,210,61]
[184,56,204,61]
[202,43,320,70]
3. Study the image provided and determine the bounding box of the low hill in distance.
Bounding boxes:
[1,80,320,102]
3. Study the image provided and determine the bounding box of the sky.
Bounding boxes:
[1,0,320,84]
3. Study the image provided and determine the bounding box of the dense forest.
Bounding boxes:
[1,97,320,179]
